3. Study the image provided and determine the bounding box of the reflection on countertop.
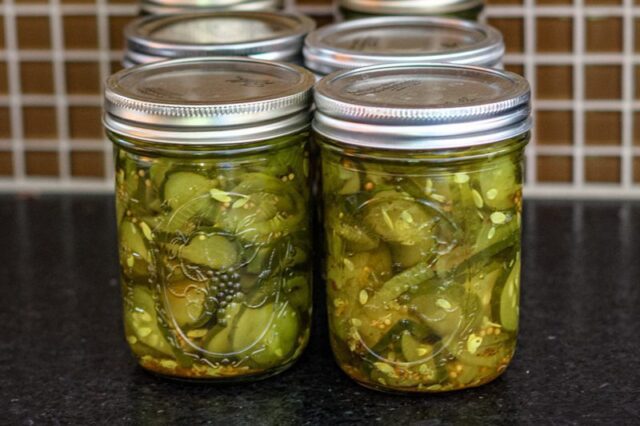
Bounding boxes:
[1,195,639,424]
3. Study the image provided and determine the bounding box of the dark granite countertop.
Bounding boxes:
[1,195,639,424]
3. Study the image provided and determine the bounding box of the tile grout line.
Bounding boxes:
[284,0,296,13]
[96,0,114,186]
[0,49,129,61]
[8,50,640,64]
[7,96,640,110]
[573,0,585,189]
[524,0,537,189]
[2,3,637,17]
[622,0,634,188]
[3,141,638,155]
[0,4,138,16]
[49,0,70,181]
[486,5,631,17]
[3,0,25,183]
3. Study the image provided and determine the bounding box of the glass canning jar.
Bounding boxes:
[140,0,282,15]
[123,12,315,67]
[314,63,531,393]
[103,57,315,381]
[304,16,504,77]
[339,0,484,21]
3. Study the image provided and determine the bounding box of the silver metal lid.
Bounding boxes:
[104,57,315,145]
[141,0,282,15]
[339,0,482,15]
[313,63,531,150]
[124,12,315,67]
[304,17,503,76]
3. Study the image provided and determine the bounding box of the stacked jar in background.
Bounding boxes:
[338,0,485,21]
[122,12,316,67]
[104,1,532,393]
[140,0,283,15]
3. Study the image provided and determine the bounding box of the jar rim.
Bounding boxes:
[105,111,312,146]
[304,17,504,76]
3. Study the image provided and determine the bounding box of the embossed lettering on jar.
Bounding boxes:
[124,11,315,67]
[104,57,315,381]
[304,17,504,77]
[314,63,531,393]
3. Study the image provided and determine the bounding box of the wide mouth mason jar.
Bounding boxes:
[304,16,503,77]
[141,0,282,15]
[124,12,315,67]
[314,63,531,393]
[339,0,484,21]
[104,57,315,381]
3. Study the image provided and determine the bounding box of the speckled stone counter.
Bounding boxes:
[1,196,639,424]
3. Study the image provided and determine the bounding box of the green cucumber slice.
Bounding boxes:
[119,220,153,278]
[363,191,435,246]
[283,275,311,313]
[400,330,434,363]
[165,280,208,328]
[204,301,242,354]
[180,234,238,270]
[125,286,172,356]
[476,158,519,210]
[250,303,300,367]
[163,172,212,210]
[496,257,520,332]
[334,220,380,252]
[231,303,274,353]
[410,290,463,339]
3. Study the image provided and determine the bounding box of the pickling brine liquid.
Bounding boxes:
[320,135,525,393]
[113,132,312,381]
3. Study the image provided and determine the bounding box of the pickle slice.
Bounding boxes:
[410,289,463,339]
[119,220,153,278]
[180,234,238,270]
[165,280,208,328]
[231,303,275,353]
[216,173,305,243]
[120,220,150,263]
[283,275,311,313]
[229,302,301,366]
[400,330,433,363]
[125,286,172,356]
[364,190,435,246]
[205,302,243,354]
[477,159,519,210]
[250,303,300,367]
[333,220,380,252]
[163,172,212,210]
[495,257,520,332]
